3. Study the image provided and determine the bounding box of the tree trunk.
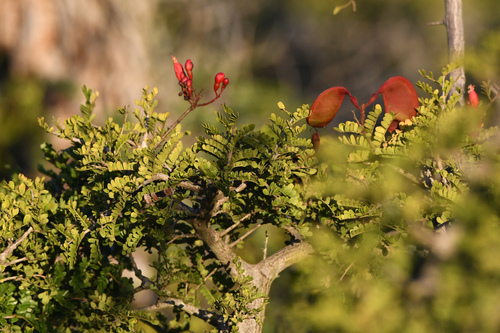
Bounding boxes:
[444,0,465,104]
[235,240,314,333]
[235,289,269,333]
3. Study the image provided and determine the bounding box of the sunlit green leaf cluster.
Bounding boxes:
[0,84,320,331]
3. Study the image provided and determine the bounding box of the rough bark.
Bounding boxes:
[193,213,314,333]
[236,240,314,333]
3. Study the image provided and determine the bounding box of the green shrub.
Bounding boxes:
[1,64,499,333]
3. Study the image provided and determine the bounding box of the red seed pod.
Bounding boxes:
[185,59,194,80]
[171,54,186,82]
[307,87,348,128]
[468,84,479,108]
[379,77,419,122]
[365,76,419,132]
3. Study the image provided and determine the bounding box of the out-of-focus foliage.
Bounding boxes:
[0,77,47,179]
[467,30,500,82]
[264,66,500,332]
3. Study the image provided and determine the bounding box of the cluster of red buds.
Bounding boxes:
[172,55,194,100]
[214,72,229,97]
[171,54,229,106]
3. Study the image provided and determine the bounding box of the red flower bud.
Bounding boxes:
[180,76,188,85]
[468,84,479,108]
[215,72,225,84]
[171,54,186,82]
[185,59,193,80]
[220,78,229,94]
[213,73,225,95]
[213,73,227,95]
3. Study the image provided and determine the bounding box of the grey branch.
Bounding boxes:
[4,257,28,267]
[0,227,34,266]
[129,253,156,292]
[256,239,314,282]
[192,216,253,280]
[141,297,228,330]
[220,213,252,237]
[444,0,465,104]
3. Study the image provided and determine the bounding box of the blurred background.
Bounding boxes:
[1,0,499,179]
[1,1,500,332]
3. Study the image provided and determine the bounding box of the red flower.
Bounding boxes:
[171,54,186,82]
[171,54,229,105]
[185,59,194,80]
[468,84,479,108]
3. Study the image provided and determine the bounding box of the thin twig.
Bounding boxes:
[337,262,354,283]
[65,221,98,247]
[120,107,128,136]
[177,181,202,192]
[0,276,21,283]
[129,253,156,292]
[210,191,229,218]
[351,109,362,126]
[134,173,170,195]
[220,213,252,237]
[384,164,420,185]
[165,234,196,246]
[229,223,263,248]
[427,20,444,26]
[198,94,223,107]
[154,103,197,150]
[1,273,46,283]
[126,139,137,148]
[211,182,247,218]
[263,231,269,260]
[142,173,170,186]
[333,0,357,14]
[233,182,247,193]
[4,257,28,267]
[193,267,218,293]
